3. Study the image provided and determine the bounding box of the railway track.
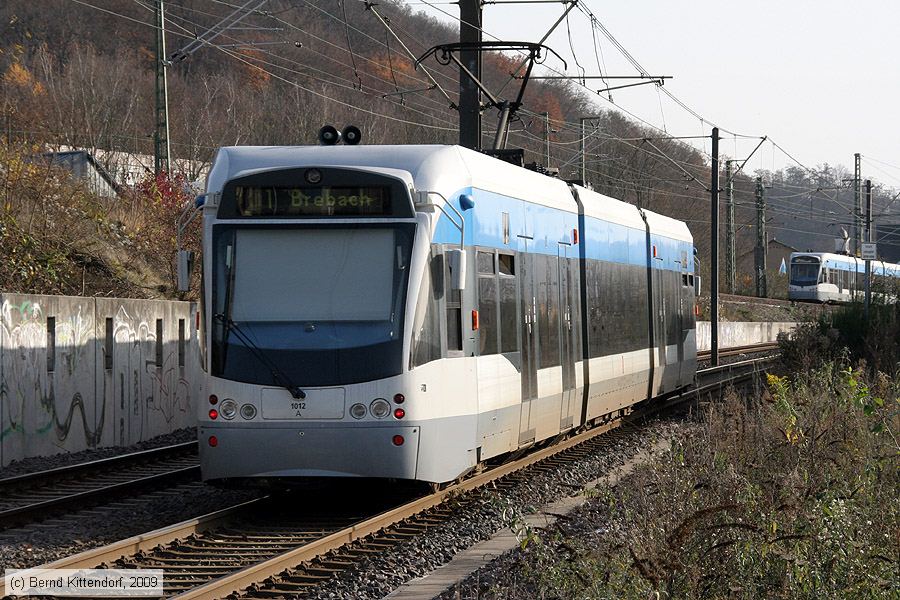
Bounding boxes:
[6,355,778,600]
[696,341,780,362]
[0,441,199,530]
[718,293,795,307]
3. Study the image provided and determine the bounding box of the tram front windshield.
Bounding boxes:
[211,224,414,386]
[790,256,821,286]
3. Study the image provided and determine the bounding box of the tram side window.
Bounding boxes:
[585,262,603,359]
[477,251,499,355]
[445,250,463,352]
[666,271,680,345]
[477,251,494,275]
[411,252,443,368]
[537,254,561,368]
[498,253,517,353]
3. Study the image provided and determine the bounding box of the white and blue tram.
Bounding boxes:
[788,252,900,303]
[195,145,697,485]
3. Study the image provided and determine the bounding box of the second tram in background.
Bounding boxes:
[789,251,900,303]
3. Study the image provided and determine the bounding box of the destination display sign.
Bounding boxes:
[234,185,390,217]
[217,167,414,219]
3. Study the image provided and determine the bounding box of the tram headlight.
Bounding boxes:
[349,403,367,419]
[370,398,391,419]
[240,403,257,420]
[219,399,238,420]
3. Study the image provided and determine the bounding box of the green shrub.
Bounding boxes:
[489,365,899,599]
[780,302,900,375]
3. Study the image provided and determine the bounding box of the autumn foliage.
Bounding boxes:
[133,171,201,296]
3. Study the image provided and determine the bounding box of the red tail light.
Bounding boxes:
[394,408,405,419]
[209,408,218,420]
[208,436,218,447]
[392,435,404,446]
[471,310,479,331]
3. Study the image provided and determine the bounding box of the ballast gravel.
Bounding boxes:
[293,417,684,600]
[0,418,682,598]
[0,482,260,568]
[0,427,198,479]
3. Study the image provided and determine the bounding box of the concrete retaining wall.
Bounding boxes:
[696,321,797,352]
[0,293,199,467]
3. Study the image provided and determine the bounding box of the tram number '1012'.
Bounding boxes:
[291,401,307,415]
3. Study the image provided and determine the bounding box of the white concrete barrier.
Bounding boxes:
[0,293,199,467]
[696,321,797,352]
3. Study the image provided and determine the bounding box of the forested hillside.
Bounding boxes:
[1,0,893,297]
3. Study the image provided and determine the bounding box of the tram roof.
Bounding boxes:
[205,144,691,243]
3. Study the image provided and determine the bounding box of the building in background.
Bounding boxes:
[45,145,211,190]
[39,150,121,198]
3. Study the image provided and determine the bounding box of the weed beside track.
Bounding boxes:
[444,363,898,599]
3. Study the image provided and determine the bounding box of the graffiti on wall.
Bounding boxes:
[0,295,197,466]
[109,305,191,447]
[0,299,99,447]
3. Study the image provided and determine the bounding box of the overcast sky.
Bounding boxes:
[412,0,900,189]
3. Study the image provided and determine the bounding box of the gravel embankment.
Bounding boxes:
[0,418,683,596]
[297,418,684,600]
[433,492,613,600]
[0,482,260,568]
[700,295,830,323]
[0,428,198,479]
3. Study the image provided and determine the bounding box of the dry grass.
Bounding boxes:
[0,142,184,297]
[469,365,898,600]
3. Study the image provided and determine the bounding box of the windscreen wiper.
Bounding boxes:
[213,313,306,399]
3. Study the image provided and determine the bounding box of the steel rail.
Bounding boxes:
[0,466,200,525]
[700,354,780,376]
[697,342,779,361]
[718,293,797,307]
[717,293,837,311]
[31,498,268,571]
[638,355,779,421]
[12,355,778,600]
[0,441,197,488]
[0,441,199,529]
[173,421,624,600]
[175,357,777,599]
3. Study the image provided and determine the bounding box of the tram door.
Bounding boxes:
[676,271,686,384]
[517,237,537,444]
[652,267,666,393]
[557,244,577,430]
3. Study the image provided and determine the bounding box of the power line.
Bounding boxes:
[68,0,460,132]
[156,0,466,127]
[162,1,460,117]
[66,0,895,238]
